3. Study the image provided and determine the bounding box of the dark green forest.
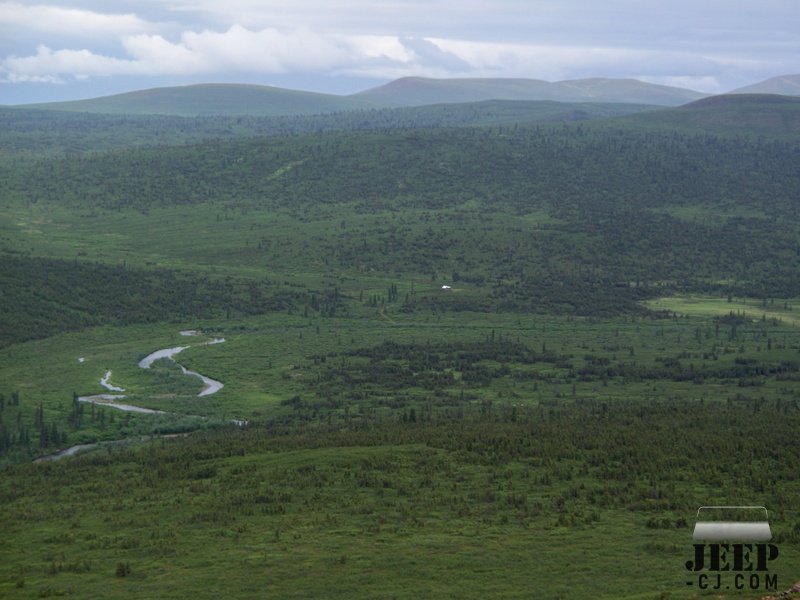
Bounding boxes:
[0,100,653,158]
[0,255,299,347]
[8,125,798,215]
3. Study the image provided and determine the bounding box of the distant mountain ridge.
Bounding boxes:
[354,76,708,107]
[18,83,377,117]
[729,74,800,96]
[11,74,799,118]
[17,77,706,117]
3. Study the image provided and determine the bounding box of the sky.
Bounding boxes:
[1,0,798,104]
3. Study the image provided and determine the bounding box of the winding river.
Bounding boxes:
[36,332,234,462]
[79,333,226,413]
[34,442,100,463]
[135,335,225,397]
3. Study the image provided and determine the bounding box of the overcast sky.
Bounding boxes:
[1,0,798,104]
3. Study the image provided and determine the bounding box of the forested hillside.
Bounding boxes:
[0,255,299,347]
[11,124,797,213]
[621,94,800,138]
[0,100,654,158]
[3,119,799,333]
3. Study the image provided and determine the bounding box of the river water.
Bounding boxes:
[38,332,236,462]
[137,338,225,395]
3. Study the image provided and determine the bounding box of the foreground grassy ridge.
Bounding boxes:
[1,405,798,600]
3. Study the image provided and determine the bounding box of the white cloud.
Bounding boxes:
[2,72,64,84]
[346,35,411,63]
[399,37,472,72]
[3,45,144,79]
[181,26,352,72]
[2,25,478,82]
[0,26,776,92]
[0,2,153,37]
[119,26,373,75]
[121,34,206,74]
[135,0,466,33]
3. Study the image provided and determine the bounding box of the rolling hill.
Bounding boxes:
[354,76,708,107]
[17,77,705,116]
[730,74,800,96]
[617,93,800,138]
[20,83,376,117]
[13,75,800,117]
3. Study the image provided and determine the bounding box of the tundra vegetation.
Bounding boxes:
[1,96,799,598]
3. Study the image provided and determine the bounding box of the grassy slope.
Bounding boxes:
[646,295,800,326]
[1,408,798,599]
